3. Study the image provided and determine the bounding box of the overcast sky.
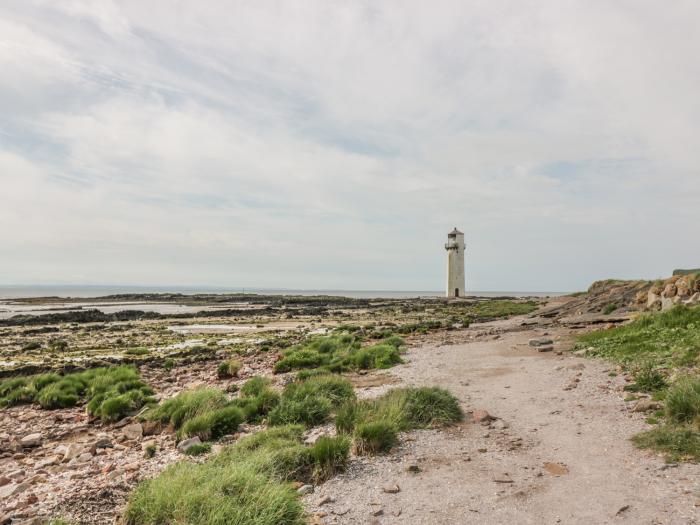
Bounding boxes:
[1,1,699,292]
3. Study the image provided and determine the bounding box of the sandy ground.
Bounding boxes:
[305,316,700,524]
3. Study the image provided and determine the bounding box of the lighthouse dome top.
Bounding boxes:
[448,227,463,236]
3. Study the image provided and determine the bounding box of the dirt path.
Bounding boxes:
[305,316,700,524]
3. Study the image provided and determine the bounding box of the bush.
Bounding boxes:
[163,358,175,371]
[36,378,83,409]
[217,358,242,379]
[665,377,700,424]
[282,375,355,408]
[21,341,41,351]
[180,406,244,441]
[144,443,157,459]
[310,436,350,481]
[355,421,398,454]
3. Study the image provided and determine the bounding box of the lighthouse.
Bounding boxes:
[445,228,466,298]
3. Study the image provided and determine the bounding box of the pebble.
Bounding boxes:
[382,484,401,494]
[297,484,314,495]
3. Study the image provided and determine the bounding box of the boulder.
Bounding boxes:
[663,283,677,298]
[19,433,42,448]
[122,423,143,441]
[177,437,202,453]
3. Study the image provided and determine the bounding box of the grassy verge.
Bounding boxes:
[575,305,700,461]
[0,365,154,421]
[124,425,349,525]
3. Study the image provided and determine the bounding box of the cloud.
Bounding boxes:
[1,0,699,291]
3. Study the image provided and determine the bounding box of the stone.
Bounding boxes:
[371,508,384,517]
[493,473,514,483]
[62,443,85,462]
[122,423,143,441]
[177,437,202,453]
[315,495,333,506]
[383,484,401,494]
[19,433,41,448]
[406,464,422,473]
[543,462,569,476]
[69,452,93,465]
[472,409,493,424]
[529,338,553,347]
[92,437,113,450]
[632,399,661,413]
[7,470,25,481]
[0,477,8,487]
[35,456,60,469]
[297,484,314,495]
[0,482,30,499]
[142,420,162,436]
[537,345,554,352]
[142,439,157,452]
[491,419,508,430]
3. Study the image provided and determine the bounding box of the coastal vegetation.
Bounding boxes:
[576,304,700,460]
[0,365,153,421]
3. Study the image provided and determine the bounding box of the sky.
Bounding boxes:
[1,1,699,292]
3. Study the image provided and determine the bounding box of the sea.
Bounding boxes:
[0,285,562,300]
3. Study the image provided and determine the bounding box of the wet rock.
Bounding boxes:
[122,423,143,441]
[19,433,42,448]
[177,437,201,453]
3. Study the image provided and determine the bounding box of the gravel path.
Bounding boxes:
[306,317,700,524]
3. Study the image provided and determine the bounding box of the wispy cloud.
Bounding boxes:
[1,0,699,291]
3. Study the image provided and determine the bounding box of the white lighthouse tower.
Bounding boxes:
[445,228,466,298]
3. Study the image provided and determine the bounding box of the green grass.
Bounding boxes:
[217,358,242,379]
[179,405,244,441]
[633,425,700,462]
[273,334,404,374]
[124,425,349,525]
[183,442,211,456]
[268,375,355,427]
[146,387,229,429]
[603,303,618,315]
[576,305,700,375]
[336,386,463,454]
[0,366,154,421]
[576,306,700,462]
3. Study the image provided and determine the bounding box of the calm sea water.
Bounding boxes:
[0,285,562,300]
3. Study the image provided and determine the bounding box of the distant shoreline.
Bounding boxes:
[0,285,567,301]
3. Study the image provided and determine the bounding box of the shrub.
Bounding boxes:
[21,341,41,351]
[665,377,700,424]
[354,421,398,454]
[0,377,33,407]
[180,406,244,441]
[282,375,355,408]
[32,373,60,391]
[163,358,175,371]
[36,378,83,409]
[603,303,618,315]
